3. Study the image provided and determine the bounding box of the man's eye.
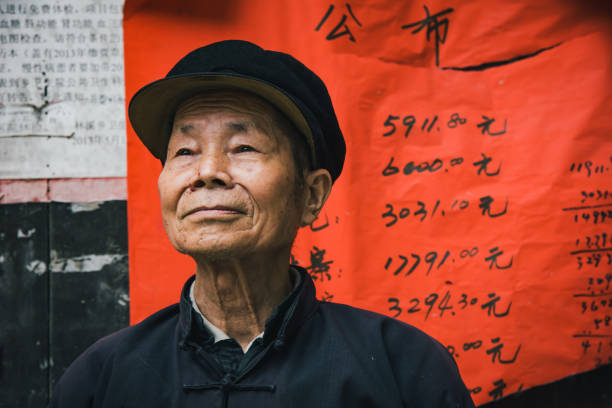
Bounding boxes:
[176,148,192,156]
[237,145,256,153]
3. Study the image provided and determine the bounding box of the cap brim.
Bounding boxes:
[128,73,316,164]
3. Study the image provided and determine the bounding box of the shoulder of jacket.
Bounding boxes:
[51,304,182,406]
[317,301,443,347]
[317,302,471,405]
[78,302,181,363]
[316,301,404,326]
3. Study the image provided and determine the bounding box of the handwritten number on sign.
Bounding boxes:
[407,253,421,276]
[424,293,439,319]
[382,157,400,176]
[387,250,452,277]
[382,204,398,226]
[383,115,400,136]
[439,291,453,316]
[382,115,417,137]
[407,298,421,314]
[414,201,427,221]
[458,294,469,309]
[390,291,456,320]
[388,297,402,317]
[403,115,416,136]
[424,251,439,274]
[447,113,467,128]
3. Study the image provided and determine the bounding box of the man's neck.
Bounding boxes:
[192,255,292,351]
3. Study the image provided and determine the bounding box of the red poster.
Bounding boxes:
[125,1,612,404]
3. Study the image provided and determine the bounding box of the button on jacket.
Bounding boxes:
[50,267,475,408]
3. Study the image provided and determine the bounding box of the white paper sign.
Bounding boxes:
[0,0,126,178]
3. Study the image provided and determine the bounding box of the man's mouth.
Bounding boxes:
[183,205,245,219]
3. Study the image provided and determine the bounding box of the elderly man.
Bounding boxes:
[51,40,474,408]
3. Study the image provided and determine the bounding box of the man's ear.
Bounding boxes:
[300,169,333,227]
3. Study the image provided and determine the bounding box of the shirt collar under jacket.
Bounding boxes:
[188,269,302,352]
[179,266,313,351]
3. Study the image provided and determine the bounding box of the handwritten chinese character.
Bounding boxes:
[305,246,334,281]
[320,291,335,302]
[473,153,501,176]
[402,5,454,67]
[310,212,330,232]
[486,338,521,364]
[479,196,508,218]
[477,115,507,136]
[484,247,513,270]
[315,4,362,42]
[481,293,512,317]
[488,379,507,400]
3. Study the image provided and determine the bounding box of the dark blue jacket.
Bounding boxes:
[50,269,475,407]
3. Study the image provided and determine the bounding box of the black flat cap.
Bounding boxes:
[128,40,346,182]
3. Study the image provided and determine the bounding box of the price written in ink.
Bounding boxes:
[382,196,509,224]
[592,315,611,331]
[580,189,611,203]
[576,291,612,317]
[573,232,612,269]
[573,253,611,270]
[578,336,612,368]
[385,246,514,277]
[575,232,612,249]
[569,158,612,177]
[381,153,501,178]
[572,270,612,368]
[444,337,522,365]
[573,273,612,332]
[387,290,512,320]
[570,208,612,225]
[585,275,612,292]
[577,295,612,314]
[574,311,612,367]
[381,112,507,137]
[462,378,524,402]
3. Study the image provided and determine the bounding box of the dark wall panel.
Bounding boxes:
[0,200,129,407]
[0,204,49,408]
[49,201,129,391]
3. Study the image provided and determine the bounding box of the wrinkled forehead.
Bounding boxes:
[172,89,285,135]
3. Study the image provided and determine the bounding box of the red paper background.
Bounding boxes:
[124,1,612,404]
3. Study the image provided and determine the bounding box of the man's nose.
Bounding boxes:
[189,150,233,189]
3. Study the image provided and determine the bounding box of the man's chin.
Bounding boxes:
[175,240,255,262]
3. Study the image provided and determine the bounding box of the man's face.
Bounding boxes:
[158,90,306,260]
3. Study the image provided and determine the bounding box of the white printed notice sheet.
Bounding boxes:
[0,0,126,178]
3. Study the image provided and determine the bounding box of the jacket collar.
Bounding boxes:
[178,266,319,349]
